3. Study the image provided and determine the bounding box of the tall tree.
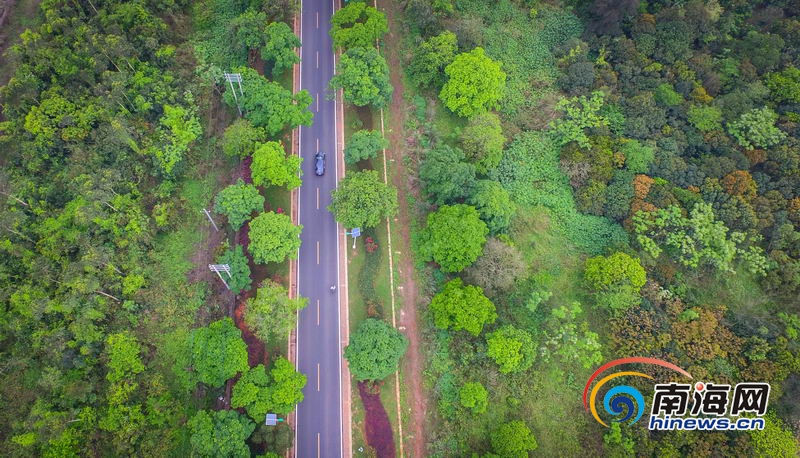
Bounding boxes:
[222,119,267,158]
[429,278,497,336]
[214,179,265,229]
[188,410,255,458]
[261,22,301,74]
[486,325,536,374]
[418,204,488,273]
[248,212,303,264]
[225,67,313,137]
[439,47,506,117]
[344,318,408,382]
[329,170,398,229]
[419,145,477,205]
[408,31,458,89]
[463,238,527,296]
[459,382,488,414]
[251,141,302,190]
[245,280,308,343]
[468,180,515,234]
[460,112,506,174]
[176,318,249,389]
[344,129,388,164]
[330,47,393,108]
[584,252,646,313]
[491,420,538,456]
[329,2,388,49]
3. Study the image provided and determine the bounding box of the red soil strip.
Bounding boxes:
[357,382,396,458]
[232,157,268,367]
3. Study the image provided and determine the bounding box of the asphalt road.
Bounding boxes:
[295,0,343,457]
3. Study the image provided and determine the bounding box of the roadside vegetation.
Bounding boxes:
[398,0,800,456]
[0,0,308,455]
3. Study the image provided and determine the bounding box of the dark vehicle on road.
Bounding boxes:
[315,152,326,176]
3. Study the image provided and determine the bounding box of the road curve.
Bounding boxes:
[295,0,343,457]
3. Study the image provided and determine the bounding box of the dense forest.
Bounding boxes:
[398,0,800,456]
[0,0,308,456]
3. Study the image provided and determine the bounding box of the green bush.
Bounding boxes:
[491,131,627,254]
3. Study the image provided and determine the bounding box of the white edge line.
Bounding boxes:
[332,1,344,457]
[294,0,303,456]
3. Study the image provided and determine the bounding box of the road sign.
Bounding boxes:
[265,413,284,426]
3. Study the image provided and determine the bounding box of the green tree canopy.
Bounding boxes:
[344,129,388,164]
[214,179,265,229]
[177,318,249,389]
[486,325,536,374]
[490,420,538,457]
[429,278,497,336]
[634,203,768,275]
[459,382,488,414]
[551,91,609,149]
[188,410,255,458]
[408,31,458,89]
[231,357,307,420]
[330,47,393,108]
[727,107,787,150]
[468,180,515,234]
[231,364,272,422]
[766,66,800,104]
[251,141,302,189]
[585,252,646,291]
[269,357,307,414]
[344,318,408,382]
[329,170,398,229]
[439,47,506,117]
[225,67,312,137]
[261,22,301,74]
[460,112,506,174]
[584,252,646,313]
[104,332,145,383]
[418,204,488,273]
[329,2,388,49]
[216,245,252,295]
[750,412,800,458]
[419,145,477,205]
[654,83,683,106]
[245,280,308,343]
[222,119,267,158]
[687,105,723,132]
[248,212,303,264]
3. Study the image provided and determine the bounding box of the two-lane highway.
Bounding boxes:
[295,0,343,457]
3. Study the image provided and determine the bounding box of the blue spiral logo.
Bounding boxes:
[603,385,645,424]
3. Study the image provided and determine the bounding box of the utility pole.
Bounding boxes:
[202,208,219,231]
[209,264,232,290]
[224,72,244,116]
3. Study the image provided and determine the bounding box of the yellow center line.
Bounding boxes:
[316,241,320,265]
[316,187,320,209]
[316,299,320,326]
[317,363,321,391]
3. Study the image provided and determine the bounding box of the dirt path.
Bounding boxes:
[377,1,428,456]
